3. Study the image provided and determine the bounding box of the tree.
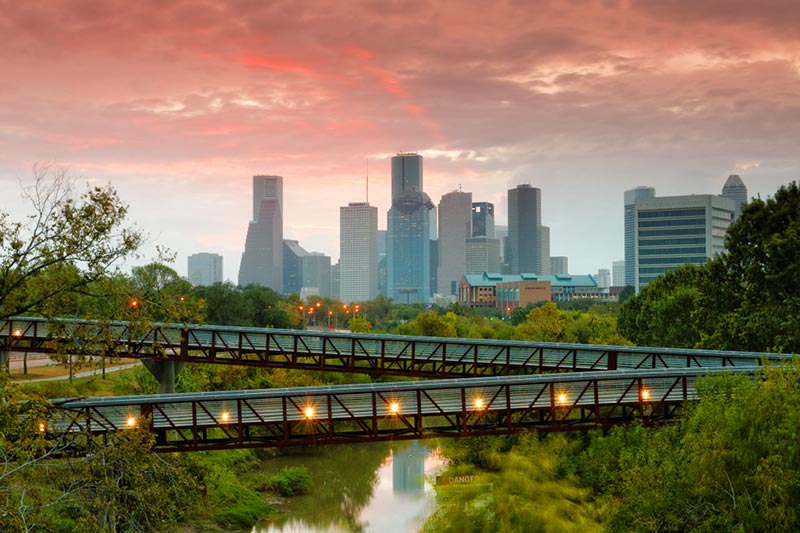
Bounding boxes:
[617,264,706,348]
[703,182,800,352]
[0,165,142,319]
[618,182,800,352]
[512,302,569,342]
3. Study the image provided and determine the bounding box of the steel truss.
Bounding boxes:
[46,368,721,453]
[1,317,783,379]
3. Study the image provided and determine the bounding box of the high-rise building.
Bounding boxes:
[466,237,501,274]
[187,253,223,286]
[283,239,308,295]
[437,190,472,296]
[624,186,656,287]
[391,153,422,199]
[239,175,283,290]
[340,202,378,303]
[302,253,331,298]
[507,184,542,274]
[721,174,748,222]
[612,260,625,287]
[471,202,495,238]
[596,268,611,289]
[634,194,734,292]
[387,154,433,304]
[539,225,551,275]
[550,256,568,275]
[495,225,509,271]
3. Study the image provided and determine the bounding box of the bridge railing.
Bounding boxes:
[2,316,788,378]
[45,367,726,452]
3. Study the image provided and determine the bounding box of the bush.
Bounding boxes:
[269,466,312,496]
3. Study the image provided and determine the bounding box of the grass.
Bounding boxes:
[9,358,139,382]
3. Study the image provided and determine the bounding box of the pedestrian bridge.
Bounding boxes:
[2,316,787,453]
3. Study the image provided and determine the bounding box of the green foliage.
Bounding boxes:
[512,302,569,342]
[192,449,271,530]
[618,264,705,348]
[566,365,800,531]
[619,181,800,352]
[0,165,142,320]
[348,316,372,333]
[426,435,604,533]
[269,466,312,496]
[397,311,458,337]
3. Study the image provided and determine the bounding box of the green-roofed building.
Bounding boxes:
[458,272,599,310]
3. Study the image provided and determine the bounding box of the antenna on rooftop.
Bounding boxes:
[366,158,369,203]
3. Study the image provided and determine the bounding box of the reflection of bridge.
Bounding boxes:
[2,317,787,453]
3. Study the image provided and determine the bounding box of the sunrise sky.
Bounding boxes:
[2,0,799,280]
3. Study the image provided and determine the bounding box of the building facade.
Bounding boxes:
[721,174,748,222]
[339,202,379,303]
[539,225,551,275]
[387,153,433,303]
[282,239,308,295]
[471,202,495,238]
[466,237,501,274]
[550,256,568,275]
[187,253,223,286]
[459,272,599,309]
[634,194,735,292]
[302,253,331,298]
[437,190,473,296]
[239,175,283,290]
[624,186,656,287]
[612,260,625,287]
[507,184,542,275]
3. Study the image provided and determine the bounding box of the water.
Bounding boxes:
[255,442,444,533]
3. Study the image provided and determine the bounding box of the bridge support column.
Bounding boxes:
[142,359,186,394]
[0,351,9,370]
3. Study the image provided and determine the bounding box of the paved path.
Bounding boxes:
[7,353,141,382]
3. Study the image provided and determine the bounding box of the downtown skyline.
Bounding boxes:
[1,1,799,280]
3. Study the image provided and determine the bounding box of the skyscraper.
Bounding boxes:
[437,190,472,296]
[634,194,734,292]
[471,202,495,238]
[387,153,433,303]
[550,256,568,275]
[466,237,501,274]
[187,253,223,286]
[283,239,308,295]
[721,174,747,222]
[507,184,542,274]
[302,253,331,298]
[239,175,283,291]
[624,186,656,287]
[340,202,378,302]
[612,260,625,287]
[539,225,551,275]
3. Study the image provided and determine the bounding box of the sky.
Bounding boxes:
[2,0,799,281]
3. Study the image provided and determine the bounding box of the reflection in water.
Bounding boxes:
[257,442,443,533]
[393,441,427,494]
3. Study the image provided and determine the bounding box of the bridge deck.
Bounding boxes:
[2,316,784,378]
[47,367,725,452]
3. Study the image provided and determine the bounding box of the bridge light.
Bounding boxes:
[126,415,137,428]
[641,388,651,401]
[129,299,139,310]
[12,328,22,338]
[473,397,485,410]
[38,422,46,433]
[221,411,230,423]
[389,401,400,414]
[557,392,568,405]
[303,406,315,419]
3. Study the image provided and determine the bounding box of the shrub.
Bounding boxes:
[269,466,312,496]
